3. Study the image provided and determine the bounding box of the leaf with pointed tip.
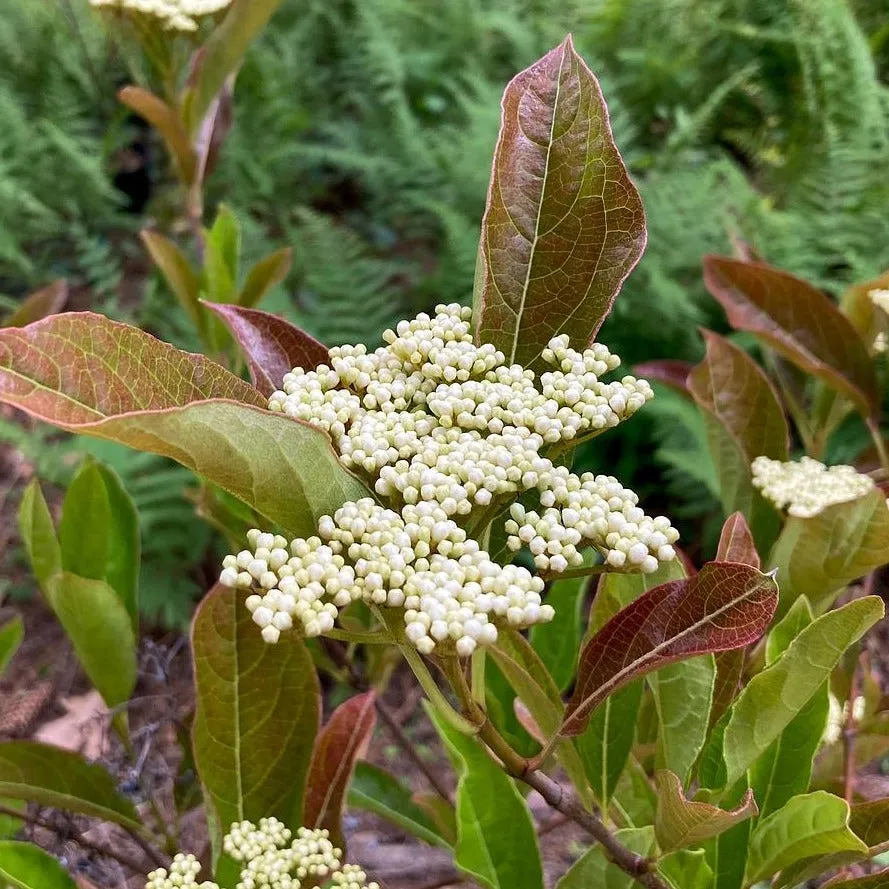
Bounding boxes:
[0,616,23,676]
[707,649,744,739]
[562,563,777,737]
[141,231,203,333]
[0,313,369,535]
[716,512,760,568]
[304,690,376,848]
[191,584,320,865]
[654,770,757,852]
[703,256,879,417]
[204,302,329,397]
[4,281,67,328]
[555,827,654,889]
[0,841,78,888]
[239,248,293,308]
[17,480,60,593]
[472,37,645,368]
[632,360,693,396]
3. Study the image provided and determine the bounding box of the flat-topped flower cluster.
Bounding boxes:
[89,0,232,31]
[221,304,678,655]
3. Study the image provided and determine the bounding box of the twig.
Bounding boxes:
[539,813,570,836]
[0,804,155,875]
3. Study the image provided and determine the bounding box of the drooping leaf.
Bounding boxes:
[716,512,760,568]
[204,302,329,397]
[191,584,320,865]
[0,617,23,676]
[654,770,757,852]
[141,231,203,333]
[347,762,452,849]
[0,313,370,535]
[768,489,889,614]
[555,827,654,889]
[239,248,293,308]
[703,256,879,418]
[631,360,693,397]
[658,848,713,889]
[17,480,60,592]
[0,841,77,889]
[715,597,882,790]
[0,742,142,833]
[428,704,543,889]
[303,690,376,848]
[4,281,67,328]
[562,563,778,736]
[472,37,645,369]
[746,792,868,884]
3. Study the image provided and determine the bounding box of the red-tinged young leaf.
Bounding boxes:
[708,648,744,736]
[303,690,376,848]
[0,313,369,535]
[192,585,320,865]
[632,360,693,396]
[717,512,760,568]
[239,247,293,308]
[561,562,777,737]
[472,36,645,368]
[703,256,880,418]
[4,281,67,328]
[654,769,757,852]
[204,302,329,396]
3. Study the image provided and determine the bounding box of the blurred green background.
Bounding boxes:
[2,0,888,622]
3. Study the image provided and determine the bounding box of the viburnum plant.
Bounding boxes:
[1,35,889,889]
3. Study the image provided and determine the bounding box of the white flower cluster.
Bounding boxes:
[752,455,875,518]
[89,0,231,31]
[146,821,378,889]
[869,288,889,316]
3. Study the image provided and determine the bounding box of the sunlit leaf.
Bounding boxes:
[555,827,654,889]
[473,37,645,368]
[716,512,760,568]
[562,563,777,736]
[192,584,320,865]
[0,841,77,888]
[239,248,293,308]
[4,281,67,328]
[703,256,879,418]
[0,616,23,676]
[17,480,60,593]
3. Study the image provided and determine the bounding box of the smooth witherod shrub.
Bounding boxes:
[2,9,889,889]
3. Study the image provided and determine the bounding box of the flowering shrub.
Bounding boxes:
[1,7,889,889]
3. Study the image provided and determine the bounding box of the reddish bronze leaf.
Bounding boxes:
[473,37,645,368]
[562,563,777,737]
[204,302,329,396]
[303,690,376,848]
[703,256,879,418]
[4,281,67,328]
[632,360,693,396]
[717,512,760,569]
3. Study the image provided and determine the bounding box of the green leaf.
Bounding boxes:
[0,742,142,833]
[612,758,657,827]
[563,563,777,736]
[0,841,77,888]
[0,800,24,840]
[654,769,757,852]
[705,778,753,889]
[703,256,880,418]
[4,281,67,328]
[716,596,883,791]
[17,480,60,593]
[191,584,320,866]
[0,616,23,676]
[555,827,654,889]
[746,792,868,884]
[239,247,293,308]
[59,461,110,582]
[303,690,376,849]
[46,573,137,715]
[821,872,889,889]
[140,231,203,333]
[0,313,370,536]
[204,302,329,397]
[768,489,889,614]
[210,205,241,281]
[348,762,452,850]
[658,849,713,889]
[427,703,543,889]
[472,36,645,369]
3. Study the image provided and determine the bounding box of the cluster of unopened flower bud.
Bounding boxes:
[752,456,875,518]
[89,0,231,31]
[146,821,377,889]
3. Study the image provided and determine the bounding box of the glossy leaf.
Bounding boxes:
[768,489,889,614]
[631,360,693,396]
[141,231,203,333]
[192,584,320,864]
[4,281,67,328]
[563,562,778,736]
[347,762,451,849]
[17,480,60,592]
[472,37,645,368]
[0,742,142,832]
[716,596,882,790]
[0,841,77,889]
[428,704,543,889]
[746,792,867,884]
[0,313,369,535]
[239,247,293,308]
[304,690,376,848]
[654,770,757,852]
[0,616,23,676]
[703,256,879,417]
[555,827,654,889]
[716,512,760,568]
[204,302,329,397]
